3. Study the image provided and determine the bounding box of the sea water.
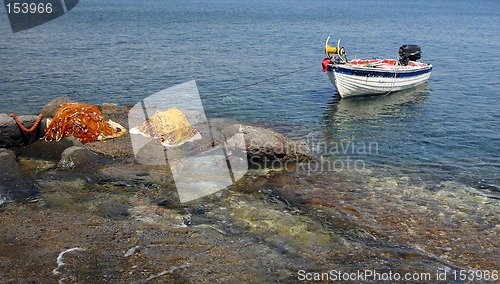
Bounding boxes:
[0,1,498,202]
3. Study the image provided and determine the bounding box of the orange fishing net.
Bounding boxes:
[44,103,125,144]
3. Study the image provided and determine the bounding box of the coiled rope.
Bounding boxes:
[9,113,43,133]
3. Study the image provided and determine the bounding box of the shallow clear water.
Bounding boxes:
[1,0,499,191]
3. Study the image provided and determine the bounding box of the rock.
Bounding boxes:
[98,103,130,128]
[85,136,135,160]
[87,116,313,164]
[16,157,57,175]
[76,105,313,166]
[84,104,132,159]
[40,97,75,118]
[0,148,39,205]
[15,136,84,160]
[219,123,314,163]
[58,146,100,170]
[171,119,314,163]
[0,113,46,147]
[128,204,187,228]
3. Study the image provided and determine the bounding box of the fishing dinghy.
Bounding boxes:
[322,36,432,98]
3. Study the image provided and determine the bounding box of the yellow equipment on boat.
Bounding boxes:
[325,36,347,63]
[325,44,339,55]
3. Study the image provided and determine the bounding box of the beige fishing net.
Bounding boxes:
[131,108,199,146]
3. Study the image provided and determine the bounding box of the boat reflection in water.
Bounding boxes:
[312,85,430,163]
[323,84,429,127]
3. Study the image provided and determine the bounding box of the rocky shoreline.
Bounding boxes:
[1,98,497,283]
[0,99,329,283]
[0,97,314,204]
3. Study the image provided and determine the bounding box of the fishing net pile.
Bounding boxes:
[44,103,126,144]
[130,108,200,147]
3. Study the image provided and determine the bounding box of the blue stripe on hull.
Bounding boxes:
[329,66,432,78]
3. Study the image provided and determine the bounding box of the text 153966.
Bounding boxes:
[5,2,53,14]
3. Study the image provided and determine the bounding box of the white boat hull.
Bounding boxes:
[327,63,432,98]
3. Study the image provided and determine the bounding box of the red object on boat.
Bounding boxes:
[322,58,331,72]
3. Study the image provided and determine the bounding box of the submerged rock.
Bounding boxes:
[0,148,39,205]
[128,203,188,228]
[17,157,57,175]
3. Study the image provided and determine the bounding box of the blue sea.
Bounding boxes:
[1,0,499,192]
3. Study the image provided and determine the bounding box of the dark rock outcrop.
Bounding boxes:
[219,123,313,163]
[0,97,75,148]
[14,136,84,160]
[9,99,314,168]
[85,114,314,165]
[40,96,75,118]
[58,146,100,170]
[0,114,45,147]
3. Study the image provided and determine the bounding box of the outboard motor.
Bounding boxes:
[399,45,421,65]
